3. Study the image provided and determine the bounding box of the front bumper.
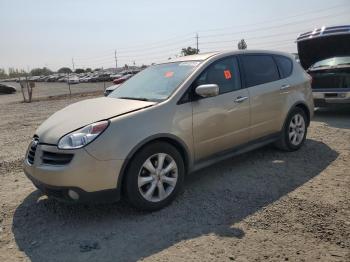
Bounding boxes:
[23,143,125,202]
[25,172,120,203]
[313,90,350,106]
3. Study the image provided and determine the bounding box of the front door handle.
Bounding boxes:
[234,96,248,103]
[280,84,290,90]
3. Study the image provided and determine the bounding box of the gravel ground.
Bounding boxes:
[0,90,349,262]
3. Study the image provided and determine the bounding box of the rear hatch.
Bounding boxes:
[297,25,350,90]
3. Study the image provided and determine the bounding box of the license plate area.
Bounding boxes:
[325,93,338,98]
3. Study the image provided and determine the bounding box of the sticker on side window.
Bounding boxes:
[164,71,174,78]
[224,70,232,79]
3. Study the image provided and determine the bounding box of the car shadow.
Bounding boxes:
[12,139,338,262]
[314,105,350,129]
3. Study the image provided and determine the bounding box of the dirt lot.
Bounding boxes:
[0,87,349,262]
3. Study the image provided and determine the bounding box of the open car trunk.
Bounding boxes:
[309,67,350,90]
[297,26,350,91]
[297,26,350,70]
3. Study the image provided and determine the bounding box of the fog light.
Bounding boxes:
[339,93,346,98]
[68,190,79,200]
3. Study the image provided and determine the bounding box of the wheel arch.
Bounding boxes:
[293,102,311,126]
[117,134,192,197]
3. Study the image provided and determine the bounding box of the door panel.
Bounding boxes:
[240,54,288,140]
[248,79,288,140]
[192,88,250,160]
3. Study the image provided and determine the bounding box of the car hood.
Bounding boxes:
[36,97,156,144]
[297,34,350,70]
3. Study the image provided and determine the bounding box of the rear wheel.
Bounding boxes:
[275,107,308,151]
[125,142,184,211]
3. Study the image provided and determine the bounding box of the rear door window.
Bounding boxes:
[274,55,293,78]
[194,56,241,94]
[241,55,280,87]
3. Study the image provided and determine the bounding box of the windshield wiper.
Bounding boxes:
[118,96,150,101]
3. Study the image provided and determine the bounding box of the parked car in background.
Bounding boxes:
[297,25,350,107]
[0,83,16,94]
[23,50,313,211]
[67,75,79,84]
[96,74,112,82]
[79,75,93,83]
[110,73,122,80]
[104,84,120,96]
[112,73,133,84]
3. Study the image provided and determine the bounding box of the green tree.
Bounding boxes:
[0,68,8,79]
[74,68,85,74]
[85,68,92,72]
[238,39,247,50]
[58,67,72,74]
[181,47,199,56]
[30,67,52,76]
[8,68,27,78]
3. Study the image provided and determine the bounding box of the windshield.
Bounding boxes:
[311,56,350,69]
[109,61,200,101]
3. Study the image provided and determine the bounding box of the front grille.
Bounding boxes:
[41,151,73,165]
[27,138,39,165]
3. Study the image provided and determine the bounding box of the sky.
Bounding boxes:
[0,0,349,72]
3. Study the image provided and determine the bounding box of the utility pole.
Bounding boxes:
[195,33,199,54]
[114,50,118,70]
[71,58,75,71]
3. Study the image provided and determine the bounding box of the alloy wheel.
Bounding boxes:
[138,153,178,202]
[288,113,305,146]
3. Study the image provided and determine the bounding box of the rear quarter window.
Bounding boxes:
[274,55,293,78]
[241,55,280,87]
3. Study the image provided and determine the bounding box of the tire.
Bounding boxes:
[275,107,308,151]
[125,142,185,211]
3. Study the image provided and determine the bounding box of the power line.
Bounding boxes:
[58,4,350,69]
[74,10,348,65]
[199,10,349,39]
[196,3,349,34]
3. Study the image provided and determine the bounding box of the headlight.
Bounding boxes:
[58,120,109,149]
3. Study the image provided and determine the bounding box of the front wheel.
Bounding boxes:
[275,107,308,151]
[125,142,185,211]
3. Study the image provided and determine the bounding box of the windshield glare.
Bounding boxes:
[312,56,350,68]
[109,61,200,101]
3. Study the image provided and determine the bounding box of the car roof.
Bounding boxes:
[158,50,294,65]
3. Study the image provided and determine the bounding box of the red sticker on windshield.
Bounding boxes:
[165,71,174,78]
[224,70,232,79]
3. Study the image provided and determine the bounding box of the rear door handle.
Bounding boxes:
[234,96,248,103]
[280,84,290,90]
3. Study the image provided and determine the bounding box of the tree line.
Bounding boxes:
[0,39,247,78]
[0,67,96,79]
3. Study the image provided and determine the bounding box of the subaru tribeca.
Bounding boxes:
[24,50,314,211]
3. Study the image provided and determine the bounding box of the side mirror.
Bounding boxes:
[195,84,219,98]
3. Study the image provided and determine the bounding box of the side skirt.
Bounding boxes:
[190,132,281,173]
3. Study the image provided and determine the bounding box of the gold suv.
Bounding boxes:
[24,50,314,211]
